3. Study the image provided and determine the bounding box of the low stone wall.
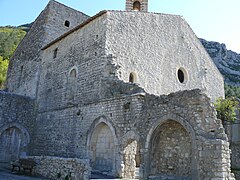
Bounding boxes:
[0,90,35,163]
[29,156,91,180]
[231,143,240,179]
[231,143,240,168]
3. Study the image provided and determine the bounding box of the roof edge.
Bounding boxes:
[42,10,107,50]
[49,0,89,18]
[42,10,182,50]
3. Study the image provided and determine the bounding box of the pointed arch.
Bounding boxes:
[144,114,199,179]
[120,130,140,149]
[69,66,78,78]
[0,123,30,144]
[87,116,119,176]
[0,123,30,162]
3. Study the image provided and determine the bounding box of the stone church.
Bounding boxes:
[0,0,235,179]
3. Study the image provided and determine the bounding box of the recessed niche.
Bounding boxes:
[129,72,137,83]
[70,68,77,78]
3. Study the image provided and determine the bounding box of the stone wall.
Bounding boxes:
[0,90,35,162]
[45,0,89,44]
[6,4,48,97]
[137,90,233,179]
[231,143,240,179]
[149,120,191,178]
[30,80,143,160]
[31,13,110,155]
[2,3,235,179]
[30,83,235,179]
[29,156,90,180]
[6,0,89,98]
[38,13,108,113]
[105,11,224,102]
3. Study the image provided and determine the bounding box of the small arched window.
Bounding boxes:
[129,72,137,83]
[133,1,141,11]
[70,68,77,78]
[64,20,70,27]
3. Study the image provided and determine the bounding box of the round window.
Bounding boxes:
[177,68,187,83]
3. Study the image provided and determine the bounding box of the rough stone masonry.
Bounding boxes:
[0,0,235,179]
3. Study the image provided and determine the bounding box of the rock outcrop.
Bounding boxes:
[200,38,240,86]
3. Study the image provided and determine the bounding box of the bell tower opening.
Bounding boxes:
[126,0,148,12]
[133,1,141,11]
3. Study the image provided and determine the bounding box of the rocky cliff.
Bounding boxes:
[200,38,240,86]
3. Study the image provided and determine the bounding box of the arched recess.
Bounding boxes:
[0,123,30,162]
[129,72,137,83]
[66,66,78,103]
[69,66,78,78]
[120,131,140,179]
[145,115,199,179]
[87,117,119,176]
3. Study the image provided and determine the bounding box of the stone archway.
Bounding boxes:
[0,125,29,162]
[89,122,117,175]
[149,120,192,179]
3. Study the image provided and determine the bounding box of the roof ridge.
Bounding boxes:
[106,9,182,17]
[42,10,183,50]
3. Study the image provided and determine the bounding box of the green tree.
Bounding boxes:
[225,84,240,99]
[0,27,26,89]
[214,97,239,123]
[0,27,26,59]
[0,56,9,89]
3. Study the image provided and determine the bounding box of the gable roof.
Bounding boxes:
[42,9,182,50]
[42,10,107,50]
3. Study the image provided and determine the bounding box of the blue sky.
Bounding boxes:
[0,0,239,52]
